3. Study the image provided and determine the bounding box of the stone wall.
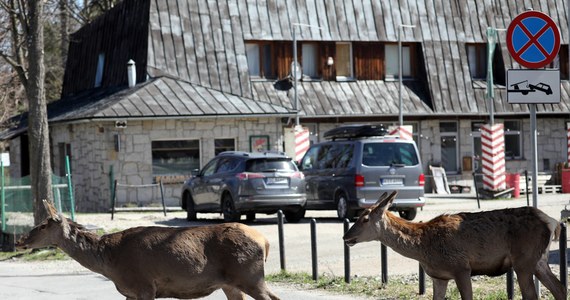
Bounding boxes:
[46,117,284,212]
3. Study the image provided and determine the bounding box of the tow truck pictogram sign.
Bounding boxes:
[507,69,560,104]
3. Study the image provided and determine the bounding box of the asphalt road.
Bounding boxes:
[0,260,368,300]
[1,192,569,299]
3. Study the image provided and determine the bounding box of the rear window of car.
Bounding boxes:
[362,142,419,166]
[246,158,297,172]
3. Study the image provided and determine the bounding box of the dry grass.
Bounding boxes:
[267,271,562,299]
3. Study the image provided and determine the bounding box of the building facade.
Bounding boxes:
[2,0,570,211]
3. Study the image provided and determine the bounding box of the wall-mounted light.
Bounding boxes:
[115,120,127,129]
[327,56,334,66]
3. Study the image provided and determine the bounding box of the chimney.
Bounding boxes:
[127,59,136,88]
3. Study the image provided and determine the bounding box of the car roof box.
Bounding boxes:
[323,124,388,140]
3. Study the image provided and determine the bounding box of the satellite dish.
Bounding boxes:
[290,61,302,81]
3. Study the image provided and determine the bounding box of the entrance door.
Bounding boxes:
[440,122,458,173]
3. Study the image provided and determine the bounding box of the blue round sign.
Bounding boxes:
[507,11,560,69]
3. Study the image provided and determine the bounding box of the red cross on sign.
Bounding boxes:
[506,11,561,69]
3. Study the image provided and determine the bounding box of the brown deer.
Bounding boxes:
[343,191,566,300]
[16,200,280,300]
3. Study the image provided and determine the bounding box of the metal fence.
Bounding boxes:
[275,211,569,298]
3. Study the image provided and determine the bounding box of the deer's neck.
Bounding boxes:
[378,213,427,260]
[57,222,107,274]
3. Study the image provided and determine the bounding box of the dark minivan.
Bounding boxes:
[298,125,425,220]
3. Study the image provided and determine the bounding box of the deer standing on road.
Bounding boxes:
[343,191,566,300]
[17,200,280,300]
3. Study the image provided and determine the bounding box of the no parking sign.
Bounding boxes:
[506,11,561,69]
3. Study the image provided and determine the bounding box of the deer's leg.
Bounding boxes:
[432,278,449,300]
[514,270,538,300]
[222,287,247,300]
[534,259,566,300]
[241,281,281,300]
[453,271,473,300]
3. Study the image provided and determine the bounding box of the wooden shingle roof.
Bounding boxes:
[0,76,293,140]
[146,0,570,117]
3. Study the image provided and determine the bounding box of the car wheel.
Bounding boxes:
[398,208,417,221]
[222,194,240,222]
[185,193,197,221]
[246,213,256,222]
[284,208,305,223]
[336,193,355,220]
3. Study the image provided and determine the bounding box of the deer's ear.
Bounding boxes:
[371,191,398,215]
[42,200,61,222]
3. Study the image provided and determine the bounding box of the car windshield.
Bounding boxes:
[246,158,296,172]
[362,142,419,166]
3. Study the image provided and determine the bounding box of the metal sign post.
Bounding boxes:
[506,10,561,208]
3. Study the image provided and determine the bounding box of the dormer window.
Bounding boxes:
[246,42,276,79]
[385,44,412,80]
[301,43,319,79]
[95,53,105,87]
[467,44,486,79]
[336,42,354,81]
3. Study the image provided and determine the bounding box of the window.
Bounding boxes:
[385,44,412,80]
[151,140,200,175]
[440,122,458,173]
[215,138,235,155]
[504,120,522,159]
[362,143,419,166]
[336,42,353,80]
[246,42,275,79]
[302,43,319,78]
[467,44,486,79]
[95,53,105,87]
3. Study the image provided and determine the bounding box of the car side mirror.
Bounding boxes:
[191,169,200,177]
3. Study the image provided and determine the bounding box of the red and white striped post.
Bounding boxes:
[388,125,413,140]
[294,125,310,162]
[481,124,506,191]
[567,122,570,164]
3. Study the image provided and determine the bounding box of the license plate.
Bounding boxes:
[266,177,288,185]
[381,178,403,185]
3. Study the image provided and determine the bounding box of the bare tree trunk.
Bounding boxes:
[27,0,53,224]
[59,0,69,67]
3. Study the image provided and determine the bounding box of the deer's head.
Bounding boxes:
[16,200,69,251]
[343,191,397,246]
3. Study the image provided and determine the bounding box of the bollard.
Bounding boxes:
[506,269,514,300]
[381,243,388,283]
[343,218,351,283]
[560,222,568,292]
[310,219,318,281]
[419,264,425,295]
[277,210,286,271]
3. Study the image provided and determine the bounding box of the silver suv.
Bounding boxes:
[181,151,306,223]
[298,125,425,220]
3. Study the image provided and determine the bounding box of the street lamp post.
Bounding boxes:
[292,23,322,127]
[398,24,415,127]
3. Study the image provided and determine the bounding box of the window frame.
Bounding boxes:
[503,120,522,160]
[384,43,414,80]
[214,138,236,156]
[151,139,201,175]
[301,42,320,79]
[467,43,487,80]
[335,42,354,81]
[245,41,276,80]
